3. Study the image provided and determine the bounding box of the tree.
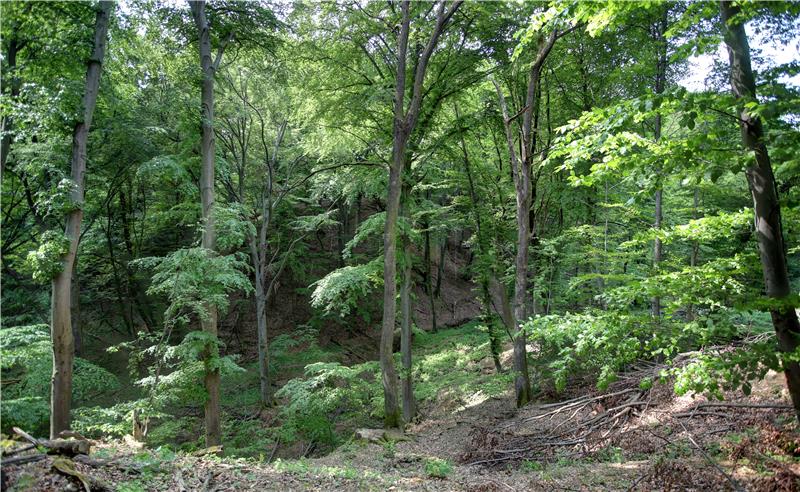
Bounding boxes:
[188,0,225,448]
[492,21,568,408]
[50,0,112,438]
[380,0,463,428]
[719,0,800,422]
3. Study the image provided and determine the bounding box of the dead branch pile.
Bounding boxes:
[462,387,652,466]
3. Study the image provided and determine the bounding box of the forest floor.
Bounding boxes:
[3,328,799,491]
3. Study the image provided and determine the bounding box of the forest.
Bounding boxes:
[1,0,799,490]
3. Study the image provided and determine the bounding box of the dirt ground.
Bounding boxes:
[4,369,798,491]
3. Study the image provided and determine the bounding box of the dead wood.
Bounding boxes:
[12,427,91,456]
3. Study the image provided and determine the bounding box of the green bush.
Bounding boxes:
[276,361,381,447]
[424,457,453,478]
[1,324,121,435]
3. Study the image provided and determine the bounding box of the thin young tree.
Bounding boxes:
[492,30,558,408]
[50,0,113,438]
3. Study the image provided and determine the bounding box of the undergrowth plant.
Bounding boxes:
[1,324,120,435]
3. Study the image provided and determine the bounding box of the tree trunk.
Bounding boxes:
[651,8,668,321]
[400,199,415,422]
[249,235,270,405]
[720,0,800,423]
[71,257,82,357]
[1,19,21,174]
[50,0,112,439]
[381,0,461,428]
[457,102,502,372]
[687,188,700,321]
[423,222,438,333]
[190,0,221,447]
[493,79,532,407]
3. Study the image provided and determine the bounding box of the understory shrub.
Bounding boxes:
[1,324,120,435]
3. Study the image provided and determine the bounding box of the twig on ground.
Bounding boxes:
[678,421,745,492]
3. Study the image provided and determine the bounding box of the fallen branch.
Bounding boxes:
[678,421,745,492]
[1,454,47,467]
[1,444,37,457]
[12,427,90,456]
[687,402,793,411]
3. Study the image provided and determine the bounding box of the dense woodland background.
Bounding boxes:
[1,0,800,489]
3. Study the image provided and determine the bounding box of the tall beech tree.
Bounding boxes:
[189,0,225,447]
[50,0,112,438]
[719,0,800,422]
[381,0,462,428]
[493,22,567,408]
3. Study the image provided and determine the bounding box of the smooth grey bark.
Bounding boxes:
[381,0,462,428]
[720,0,800,423]
[50,0,112,439]
[189,0,232,447]
[400,194,415,422]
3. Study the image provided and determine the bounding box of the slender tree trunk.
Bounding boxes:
[651,9,668,320]
[687,188,700,321]
[423,220,438,333]
[400,196,415,422]
[720,0,800,423]
[1,24,21,175]
[493,79,532,407]
[435,238,446,298]
[457,102,502,372]
[190,0,221,446]
[249,235,270,405]
[50,1,112,439]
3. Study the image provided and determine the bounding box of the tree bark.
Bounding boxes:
[456,102,503,372]
[493,79,532,407]
[720,0,800,423]
[400,195,415,422]
[190,0,221,446]
[1,19,21,175]
[381,0,461,428]
[249,235,270,405]
[651,8,668,320]
[491,30,557,408]
[50,0,112,439]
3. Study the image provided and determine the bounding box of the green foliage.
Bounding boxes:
[1,397,50,435]
[0,324,120,435]
[134,247,252,327]
[275,361,381,447]
[670,337,784,400]
[73,402,143,439]
[527,312,651,392]
[269,326,338,377]
[214,204,256,252]
[309,257,383,317]
[424,457,453,478]
[24,230,70,283]
[136,331,245,410]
